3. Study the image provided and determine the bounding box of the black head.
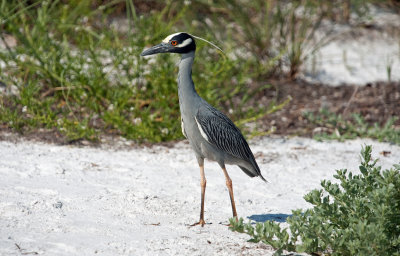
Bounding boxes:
[140,32,196,56]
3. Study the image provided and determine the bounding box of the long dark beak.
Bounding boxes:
[140,43,171,56]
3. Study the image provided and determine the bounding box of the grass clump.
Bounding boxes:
[0,0,278,142]
[201,0,334,79]
[304,108,400,145]
[230,145,400,255]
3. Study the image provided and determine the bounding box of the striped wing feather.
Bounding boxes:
[195,105,258,167]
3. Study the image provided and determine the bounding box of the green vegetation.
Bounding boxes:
[230,145,400,256]
[304,108,400,145]
[0,1,397,142]
[0,0,286,142]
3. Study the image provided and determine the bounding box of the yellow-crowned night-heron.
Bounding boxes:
[141,32,266,226]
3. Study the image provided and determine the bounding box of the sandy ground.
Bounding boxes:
[301,36,400,86]
[299,5,400,86]
[1,137,399,255]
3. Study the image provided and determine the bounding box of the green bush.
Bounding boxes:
[230,145,400,256]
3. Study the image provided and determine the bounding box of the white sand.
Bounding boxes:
[300,6,400,86]
[1,137,399,255]
[301,37,400,86]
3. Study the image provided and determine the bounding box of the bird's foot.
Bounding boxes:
[190,219,206,227]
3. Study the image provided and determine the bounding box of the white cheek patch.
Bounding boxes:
[176,38,192,48]
[162,32,182,43]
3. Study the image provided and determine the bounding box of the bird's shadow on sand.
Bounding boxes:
[248,213,291,223]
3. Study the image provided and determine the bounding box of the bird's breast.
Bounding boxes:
[181,115,203,151]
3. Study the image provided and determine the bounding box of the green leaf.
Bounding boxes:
[229,146,400,255]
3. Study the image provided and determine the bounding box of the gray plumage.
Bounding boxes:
[141,32,266,226]
[176,50,266,182]
[195,104,263,179]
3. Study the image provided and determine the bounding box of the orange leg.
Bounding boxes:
[191,164,206,226]
[222,167,238,219]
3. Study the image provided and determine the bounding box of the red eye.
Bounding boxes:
[171,40,178,46]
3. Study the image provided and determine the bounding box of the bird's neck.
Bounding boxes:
[178,51,199,114]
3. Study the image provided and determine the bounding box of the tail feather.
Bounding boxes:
[239,166,268,183]
[238,166,256,177]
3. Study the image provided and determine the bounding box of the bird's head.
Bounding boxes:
[140,32,196,56]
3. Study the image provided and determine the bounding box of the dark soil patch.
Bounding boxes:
[1,80,399,146]
[255,79,400,137]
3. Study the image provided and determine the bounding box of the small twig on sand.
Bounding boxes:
[15,243,39,255]
[144,222,160,226]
